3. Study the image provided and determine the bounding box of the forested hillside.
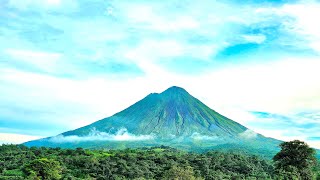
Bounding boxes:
[1,144,319,179]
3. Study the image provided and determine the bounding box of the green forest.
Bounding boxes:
[0,140,319,180]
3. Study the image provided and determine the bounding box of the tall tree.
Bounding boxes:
[23,158,62,180]
[273,140,317,179]
[163,166,203,180]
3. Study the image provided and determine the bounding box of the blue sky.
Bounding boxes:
[1,0,320,148]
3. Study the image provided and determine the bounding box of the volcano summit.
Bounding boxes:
[25,86,280,157]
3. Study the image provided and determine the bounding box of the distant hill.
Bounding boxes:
[25,86,281,158]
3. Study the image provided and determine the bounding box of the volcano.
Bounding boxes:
[25,86,281,157]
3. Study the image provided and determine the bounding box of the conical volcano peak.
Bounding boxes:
[24,85,280,157]
[161,86,189,95]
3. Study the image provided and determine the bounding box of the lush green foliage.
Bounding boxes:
[1,143,318,179]
[0,144,275,179]
[273,140,317,179]
[22,158,62,180]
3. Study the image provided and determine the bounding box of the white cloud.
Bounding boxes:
[190,133,218,141]
[2,56,320,133]
[190,58,320,114]
[216,108,257,125]
[123,39,216,74]
[0,68,173,130]
[0,133,42,144]
[254,128,308,145]
[9,0,60,8]
[265,1,320,53]
[124,40,184,60]
[281,2,320,35]
[5,49,62,72]
[125,4,199,32]
[230,111,320,149]
[49,128,154,143]
[307,141,320,149]
[253,128,320,149]
[7,0,78,12]
[71,21,128,44]
[47,0,61,5]
[239,130,258,139]
[5,49,61,60]
[113,0,282,60]
[124,39,216,62]
[242,34,266,44]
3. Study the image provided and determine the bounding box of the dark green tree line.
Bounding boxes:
[0,140,318,179]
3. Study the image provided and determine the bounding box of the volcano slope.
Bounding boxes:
[25,86,281,158]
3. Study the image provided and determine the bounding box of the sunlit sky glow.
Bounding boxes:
[1,0,320,148]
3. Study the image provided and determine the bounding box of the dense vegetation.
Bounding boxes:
[0,142,319,179]
[273,140,318,179]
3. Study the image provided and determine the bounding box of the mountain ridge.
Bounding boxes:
[62,86,247,138]
[24,86,281,158]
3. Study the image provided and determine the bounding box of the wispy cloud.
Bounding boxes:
[241,111,320,148]
[239,130,258,140]
[6,0,78,12]
[242,34,266,44]
[4,49,62,73]
[190,133,218,141]
[279,1,320,53]
[49,128,154,143]
[0,132,42,144]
